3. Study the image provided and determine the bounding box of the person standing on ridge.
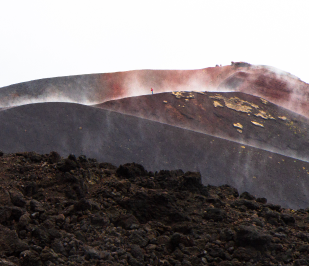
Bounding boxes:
[151,88,153,94]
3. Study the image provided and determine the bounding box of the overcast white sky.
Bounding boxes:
[1,0,309,88]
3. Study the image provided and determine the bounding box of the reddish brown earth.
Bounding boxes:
[217,65,309,118]
[1,63,309,118]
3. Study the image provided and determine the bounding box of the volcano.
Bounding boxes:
[0,62,309,208]
[0,63,309,209]
[1,63,309,265]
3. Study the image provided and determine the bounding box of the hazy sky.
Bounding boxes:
[1,1,309,88]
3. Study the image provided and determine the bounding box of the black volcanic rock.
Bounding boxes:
[57,158,78,172]
[116,163,148,180]
[0,152,307,265]
[48,151,61,164]
[10,190,27,207]
[235,225,272,248]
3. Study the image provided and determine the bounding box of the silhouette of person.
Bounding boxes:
[151,88,153,94]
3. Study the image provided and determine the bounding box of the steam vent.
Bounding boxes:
[1,62,309,264]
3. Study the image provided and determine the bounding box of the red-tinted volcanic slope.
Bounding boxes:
[217,64,309,118]
[95,91,309,162]
[1,102,309,209]
[1,63,309,118]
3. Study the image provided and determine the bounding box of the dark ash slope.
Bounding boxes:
[95,91,309,162]
[0,102,309,209]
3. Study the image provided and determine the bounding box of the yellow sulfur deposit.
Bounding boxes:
[251,121,264,127]
[172,91,195,99]
[213,101,224,107]
[172,91,183,98]
[233,123,243,129]
[254,110,275,120]
[260,98,268,104]
[278,116,287,121]
[210,94,258,113]
[210,94,275,120]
